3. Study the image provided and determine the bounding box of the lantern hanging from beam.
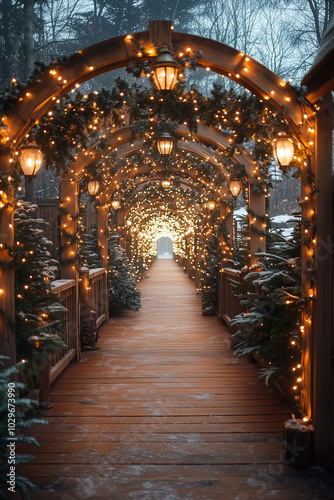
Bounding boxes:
[161,178,171,188]
[87,180,100,196]
[273,135,295,167]
[151,45,180,91]
[157,131,174,156]
[229,179,242,198]
[18,142,43,177]
[206,200,216,210]
[111,198,121,210]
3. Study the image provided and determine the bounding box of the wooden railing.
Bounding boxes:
[49,278,78,384]
[88,268,108,328]
[219,268,246,330]
[35,268,109,400]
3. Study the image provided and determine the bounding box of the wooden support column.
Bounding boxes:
[0,147,15,365]
[310,94,333,461]
[117,209,126,250]
[98,204,109,324]
[60,174,80,361]
[219,200,233,267]
[218,200,233,321]
[248,185,266,265]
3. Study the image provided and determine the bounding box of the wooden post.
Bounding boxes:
[60,174,80,361]
[98,204,109,324]
[219,200,234,266]
[79,267,91,323]
[311,94,333,461]
[248,185,266,265]
[219,200,233,320]
[117,209,126,250]
[0,147,15,365]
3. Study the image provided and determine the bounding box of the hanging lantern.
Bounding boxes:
[161,178,171,188]
[229,179,242,198]
[151,45,180,91]
[111,198,121,210]
[18,142,43,177]
[206,200,216,210]
[159,203,166,210]
[87,180,100,196]
[157,131,174,156]
[273,135,295,167]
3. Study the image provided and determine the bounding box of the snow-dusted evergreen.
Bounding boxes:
[9,202,66,383]
[231,215,302,403]
[108,233,141,316]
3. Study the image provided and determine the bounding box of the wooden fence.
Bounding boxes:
[36,268,108,401]
[49,278,77,384]
[218,268,246,330]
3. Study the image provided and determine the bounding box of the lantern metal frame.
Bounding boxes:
[151,45,180,91]
[157,131,174,156]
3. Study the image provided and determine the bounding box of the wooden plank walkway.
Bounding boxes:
[21,259,334,499]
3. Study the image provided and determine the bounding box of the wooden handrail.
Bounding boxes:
[51,279,76,294]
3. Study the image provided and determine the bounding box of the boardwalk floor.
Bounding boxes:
[22,259,333,499]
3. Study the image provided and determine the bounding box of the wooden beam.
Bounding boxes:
[312,93,333,461]
[149,20,172,46]
[98,205,109,323]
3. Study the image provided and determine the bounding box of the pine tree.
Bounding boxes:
[200,232,220,315]
[0,356,47,498]
[2,202,66,386]
[80,224,102,269]
[230,215,303,405]
[108,233,141,316]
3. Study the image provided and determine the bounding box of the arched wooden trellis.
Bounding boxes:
[68,122,265,265]
[0,19,332,462]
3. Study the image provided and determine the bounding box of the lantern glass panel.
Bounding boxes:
[230,180,242,198]
[111,199,121,210]
[274,138,294,167]
[207,200,216,210]
[88,180,99,196]
[157,136,173,155]
[19,145,43,177]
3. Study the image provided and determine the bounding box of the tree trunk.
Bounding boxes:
[23,0,34,80]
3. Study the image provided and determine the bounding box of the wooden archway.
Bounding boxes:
[1,19,332,463]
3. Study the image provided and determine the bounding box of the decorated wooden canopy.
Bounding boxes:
[0,20,332,464]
